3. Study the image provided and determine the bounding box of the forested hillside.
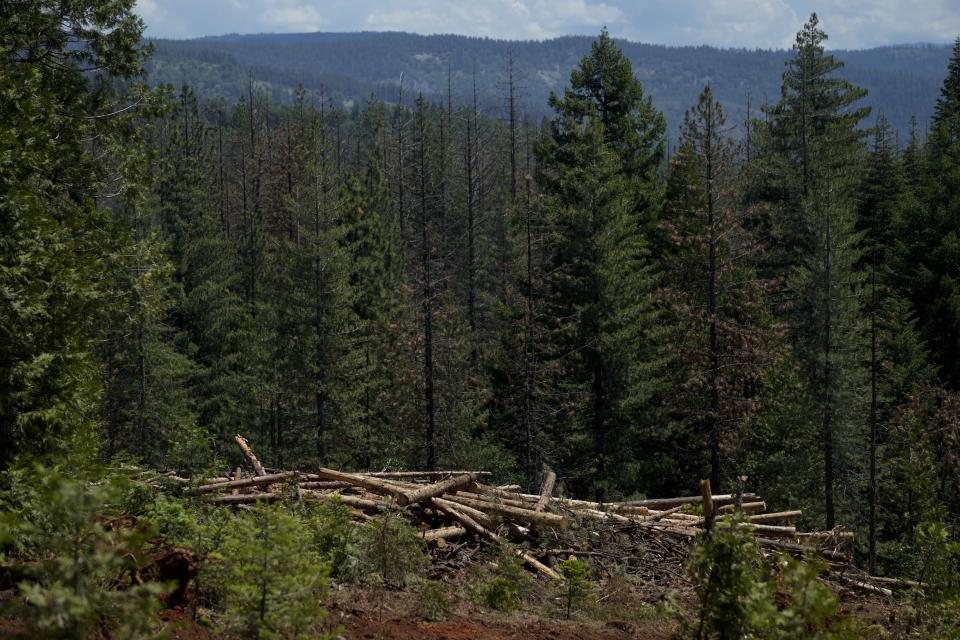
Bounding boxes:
[2,2,959,638]
[147,31,952,140]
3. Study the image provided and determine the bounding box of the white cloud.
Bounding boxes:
[134,0,957,48]
[809,0,960,48]
[363,0,625,40]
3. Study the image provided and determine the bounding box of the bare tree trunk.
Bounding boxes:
[706,96,721,494]
[823,206,835,530]
[465,63,479,367]
[868,258,878,573]
[417,103,437,471]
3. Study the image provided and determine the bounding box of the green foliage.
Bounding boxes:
[355,509,426,587]
[471,553,533,612]
[0,466,165,639]
[537,30,671,499]
[143,494,201,548]
[684,516,858,640]
[686,517,765,639]
[890,521,960,639]
[304,499,362,581]
[0,0,150,469]
[207,503,332,640]
[416,580,451,622]
[556,557,596,620]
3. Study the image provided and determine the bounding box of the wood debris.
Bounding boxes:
[147,434,912,595]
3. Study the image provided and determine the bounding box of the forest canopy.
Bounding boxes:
[1,2,959,638]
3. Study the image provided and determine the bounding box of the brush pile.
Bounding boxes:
[144,434,914,594]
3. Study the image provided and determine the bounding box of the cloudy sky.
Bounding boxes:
[135,0,960,49]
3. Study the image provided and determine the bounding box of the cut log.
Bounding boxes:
[395,473,480,506]
[300,491,384,511]
[837,576,892,597]
[234,435,267,477]
[433,497,498,530]
[230,467,243,495]
[207,492,278,504]
[421,526,467,542]
[716,501,767,515]
[618,493,760,509]
[429,498,560,580]
[359,470,491,478]
[747,510,802,524]
[190,471,297,494]
[445,494,568,529]
[533,470,556,512]
[450,491,535,510]
[862,575,920,589]
[738,523,797,537]
[578,508,635,525]
[755,537,851,563]
[645,505,683,522]
[700,479,714,532]
[312,468,409,502]
[298,481,351,490]
[795,531,854,541]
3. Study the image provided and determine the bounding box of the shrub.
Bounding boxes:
[684,515,858,640]
[894,521,960,639]
[556,557,596,619]
[144,494,200,547]
[355,508,426,587]
[0,466,166,640]
[305,499,362,581]
[416,580,451,621]
[208,503,332,640]
[472,552,532,612]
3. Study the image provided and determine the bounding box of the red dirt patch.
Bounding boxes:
[334,612,673,640]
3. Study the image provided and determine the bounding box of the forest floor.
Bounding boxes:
[2,577,897,640]
[152,573,898,640]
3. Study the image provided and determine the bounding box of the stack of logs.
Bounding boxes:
[158,434,911,594]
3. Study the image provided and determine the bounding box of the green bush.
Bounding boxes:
[355,508,426,587]
[471,552,533,612]
[684,516,858,640]
[305,499,362,581]
[207,503,333,640]
[0,466,166,640]
[416,580,451,621]
[894,521,960,639]
[556,557,596,619]
[144,494,201,547]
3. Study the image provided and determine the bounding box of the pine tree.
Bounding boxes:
[759,14,871,528]
[100,88,202,469]
[858,117,938,571]
[339,148,419,468]
[894,39,960,386]
[537,31,669,498]
[663,85,774,493]
[0,0,149,468]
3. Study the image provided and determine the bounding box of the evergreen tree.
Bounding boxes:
[100,91,203,469]
[339,149,419,468]
[894,38,960,386]
[0,0,149,468]
[663,85,774,493]
[537,32,669,498]
[758,14,871,528]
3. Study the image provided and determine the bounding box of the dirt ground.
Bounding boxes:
[323,585,677,640]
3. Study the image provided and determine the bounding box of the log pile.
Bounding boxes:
[152,434,911,594]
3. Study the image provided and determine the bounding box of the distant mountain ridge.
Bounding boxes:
[146,31,952,140]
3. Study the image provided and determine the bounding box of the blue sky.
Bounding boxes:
[135,0,960,49]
